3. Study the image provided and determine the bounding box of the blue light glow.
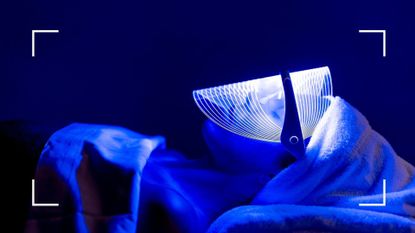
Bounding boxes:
[193,67,333,142]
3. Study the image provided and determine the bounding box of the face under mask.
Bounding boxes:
[193,66,333,144]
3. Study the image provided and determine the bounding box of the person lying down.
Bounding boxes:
[25,97,415,233]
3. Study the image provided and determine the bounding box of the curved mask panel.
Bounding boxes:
[193,66,333,142]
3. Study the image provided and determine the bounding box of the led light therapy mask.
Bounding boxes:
[193,66,333,159]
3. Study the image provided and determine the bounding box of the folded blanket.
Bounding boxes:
[25,97,415,233]
[25,124,165,233]
[25,123,277,233]
[208,97,415,232]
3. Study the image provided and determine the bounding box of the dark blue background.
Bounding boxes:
[1,0,414,162]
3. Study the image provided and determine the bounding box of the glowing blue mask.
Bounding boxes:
[193,66,333,159]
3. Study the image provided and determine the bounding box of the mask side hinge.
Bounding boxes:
[280,71,305,159]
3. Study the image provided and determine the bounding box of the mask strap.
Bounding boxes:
[280,71,305,159]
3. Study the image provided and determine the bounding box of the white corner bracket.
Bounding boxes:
[32,179,59,207]
[358,179,386,207]
[31,29,60,57]
[358,29,386,57]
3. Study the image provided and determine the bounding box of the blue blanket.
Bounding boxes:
[25,97,415,232]
[25,125,166,232]
[208,97,415,232]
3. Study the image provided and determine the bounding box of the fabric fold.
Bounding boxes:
[210,97,415,232]
[25,123,165,233]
